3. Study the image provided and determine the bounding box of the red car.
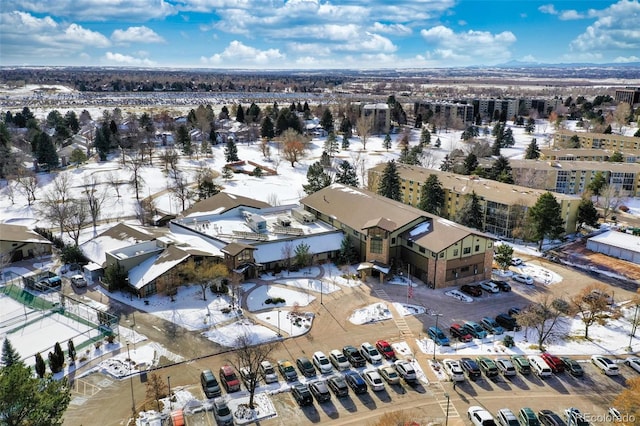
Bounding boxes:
[449,323,473,342]
[375,340,396,360]
[541,352,565,373]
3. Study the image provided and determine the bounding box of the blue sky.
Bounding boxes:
[1,0,639,69]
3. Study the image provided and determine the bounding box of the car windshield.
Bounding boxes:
[319,358,329,364]
[217,405,230,416]
[284,365,294,372]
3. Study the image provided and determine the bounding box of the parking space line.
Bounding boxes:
[374,288,414,338]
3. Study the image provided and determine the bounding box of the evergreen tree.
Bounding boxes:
[324,132,339,157]
[502,128,515,147]
[418,174,445,216]
[334,160,358,187]
[224,139,239,162]
[337,236,357,265]
[455,191,483,230]
[490,156,513,183]
[303,162,332,195]
[377,160,401,201]
[236,104,245,123]
[34,131,59,169]
[383,133,392,151]
[462,152,478,175]
[604,124,612,134]
[609,151,624,162]
[525,117,536,133]
[48,351,62,374]
[635,128,640,137]
[577,197,600,230]
[320,108,334,132]
[219,105,230,120]
[222,166,234,180]
[53,342,64,371]
[528,192,565,250]
[200,139,211,156]
[209,127,217,144]
[440,154,454,172]
[569,135,581,148]
[491,138,501,156]
[261,116,275,140]
[339,116,352,137]
[1,339,22,368]
[434,138,441,148]
[246,102,261,123]
[525,138,540,159]
[420,127,431,146]
[294,242,311,267]
[34,352,46,378]
[175,124,190,152]
[67,339,76,362]
[587,171,607,200]
[341,134,350,150]
[320,151,331,167]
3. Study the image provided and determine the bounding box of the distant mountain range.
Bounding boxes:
[497,60,640,68]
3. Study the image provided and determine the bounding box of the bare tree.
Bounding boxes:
[62,200,90,246]
[15,171,38,206]
[39,173,73,237]
[259,138,272,160]
[613,102,631,133]
[355,114,373,150]
[600,184,623,221]
[281,129,306,167]
[159,149,179,172]
[570,283,619,339]
[128,152,146,201]
[145,372,169,412]
[227,333,276,409]
[267,193,280,207]
[281,241,294,271]
[106,171,123,198]
[169,170,192,212]
[82,176,106,235]
[513,295,569,350]
[135,198,156,226]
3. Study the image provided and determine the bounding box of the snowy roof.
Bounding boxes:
[588,230,640,254]
[181,192,270,218]
[128,245,191,290]
[222,242,256,256]
[0,224,51,245]
[80,223,165,266]
[253,232,343,264]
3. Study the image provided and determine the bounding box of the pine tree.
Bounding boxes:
[418,174,445,216]
[339,116,352,137]
[1,338,22,368]
[491,138,501,156]
[341,134,350,150]
[577,197,600,230]
[320,108,334,132]
[490,156,513,183]
[324,132,339,157]
[261,116,275,140]
[67,339,76,362]
[337,236,357,265]
[209,128,217,144]
[383,133,392,151]
[334,161,358,187]
[440,154,454,171]
[434,138,441,148]
[34,132,59,169]
[377,160,401,201]
[463,153,478,175]
[525,138,540,159]
[525,117,536,133]
[35,352,46,378]
[236,104,245,123]
[528,192,565,250]
[604,124,612,134]
[222,166,234,180]
[303,162,332,195]
[587,171,607,200]
[455,191,483,230]
[420,127,431,146]
[224,139,239,162]
[54,342,64,369]
[502,128,515,147]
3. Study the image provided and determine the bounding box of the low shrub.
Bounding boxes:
[265,297,286,305]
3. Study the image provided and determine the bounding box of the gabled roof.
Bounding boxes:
[221,242,256,257]
[80,223,163,266]
[181,192,270,217]
[0,224,51,245]
[128,245,191,290]
[362,217,397,232]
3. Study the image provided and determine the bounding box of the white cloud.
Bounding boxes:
[538,4,558,15]
[613,55,640,63]
[202,41,285,67]
[371,22,412,35]
[103,51,156,66]
[420,25,516,64]
[570,0,640,52]
[111,26,164,44]
[3,0,177,21]
[559,10,586,20]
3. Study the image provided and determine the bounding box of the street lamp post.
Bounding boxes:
[167,376,172,410]
[444,392,450,426]
[628,303,640,351]
[277,309,281,337]
[432,313,443,361]
[126,343,136,420]
[320,280,323,305]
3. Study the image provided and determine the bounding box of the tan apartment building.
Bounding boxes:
[367,164,580,239]
[301,184,494,289]
[540,148,640,163]
[509,159,640,197]
[555,130,640,152]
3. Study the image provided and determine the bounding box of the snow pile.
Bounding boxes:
[228,393,277,425]
[392,303,426,316]
[349,303,392,325]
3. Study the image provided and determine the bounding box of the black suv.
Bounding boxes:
[296,357,316,378]
[342,345,366,368]
[495,313,521,331]
[309,380,331,402]
[327,375,349,397]
[291,383,313,406]
[460,357,481,380]
[344,371,368,394]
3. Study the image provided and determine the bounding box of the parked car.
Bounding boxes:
[70,274,87,287]
[327,374,349,397]
[508,307,522,316]
[461,284,483,297]
[480,281,500,293]
[218,365,240,393]
[260,360,278,384]
[564,407,590,426]
[511,355,531,375]
[212,398,234,426]
[344,371,368,394]
[291,383,313,406]
[491,280,511,292]
[343,345,366,368]
[200,369,221,398]
[277,360,298,382]
[442,359,465,382]
[427,326,450,346]
[476,357,499,378]
[468,406,498,426]
[624,356,640,373]
[360,342,383,364]
[480,317,504,335]
[450,323,473,342]
[511,257,523,266]
[560,357,584,377]
[329,349,351,371]
[377,365,400,385]
[296,357,316,378]
[518,407,541,426]
[513,274,534,285]
[239,366,258,388]
[495,358,516,376]
[538,409,567,426]
[309,380,331,402]
[460,357,482,380]
[363,370,385,391]
[541,352,565,373]
[312,351,333,374]
[375,340,396,360]
[591,355,620,375]
[394,359,417,383]
[463,321,488,339]
[496,408,520,426]
[495,313,520,331]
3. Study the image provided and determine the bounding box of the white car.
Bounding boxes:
[259,360,278,384]
[442,359,465,382]
[394,359,417,383]
[479,281,500,293]
[70,274,87,287]
[495,358,517,376]
[362,369,385,391]
[511,258,523,266]
[360,342,383,364]
[329,349,350,371]
[513,274,534,285]
[591,355,620,375]
[468,406,496,426]
[624,356,640,373]
[312,351,333,374]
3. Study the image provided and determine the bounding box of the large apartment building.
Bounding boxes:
[540,148,640,163]
[367,164,580,239]
[554,130,640,152]
[509,159,640,197]
[614,87,640,105]
[413,101,475,125]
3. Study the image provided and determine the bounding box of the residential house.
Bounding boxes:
[0,224,52,263]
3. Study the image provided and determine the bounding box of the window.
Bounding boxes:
[463,247,471,254]
[439,252,445,258]
[475,245,480,252]
[419,246,425,253]
[391,238,396,245]
[407,241,413,248]
[453,249,458,256]
[461,266,469,272]
[370,237,383,254]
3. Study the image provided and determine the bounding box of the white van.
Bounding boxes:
[528,355,552,378]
